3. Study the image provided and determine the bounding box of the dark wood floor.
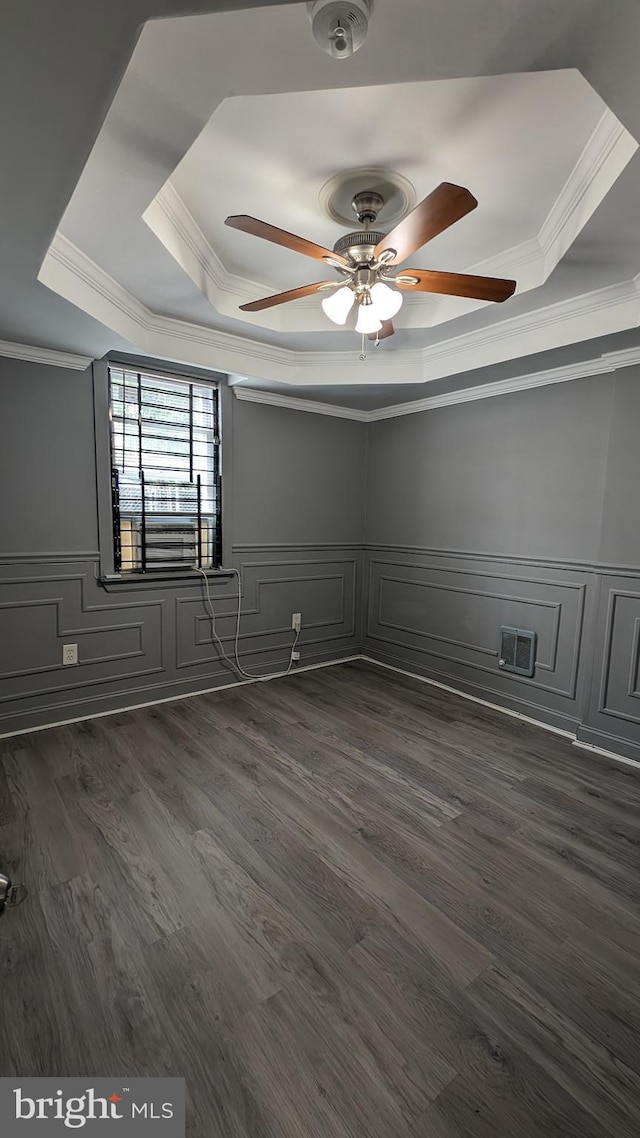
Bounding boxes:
[1,660,640,1136]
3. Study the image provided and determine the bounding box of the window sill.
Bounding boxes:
[98,569,234,592]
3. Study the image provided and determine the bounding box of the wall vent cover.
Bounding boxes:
[499,626,537,678]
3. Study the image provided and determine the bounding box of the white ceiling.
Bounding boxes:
[168,71,602,285]
[140,67,627,339]
[3,0,640,406]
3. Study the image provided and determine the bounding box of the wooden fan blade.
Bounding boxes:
[396,268,516,303]
[240,282,335,312]
[368,320,395,341]
[226,215,349,266]
[374,183,478,265]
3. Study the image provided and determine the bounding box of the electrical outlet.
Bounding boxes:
[291,613,302,632]
[62,643,78,666]
[292,651,301,662]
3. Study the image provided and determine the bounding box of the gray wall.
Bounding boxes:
[232,400,366,546]
[3,350,640,763]
[0,357,366,733]
[363,367,640,759]
[365,377,614,560]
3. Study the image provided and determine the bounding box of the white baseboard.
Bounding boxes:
[570,738,640,771]
[4,649,640,775]
[359,654,640,773]
[0,654,363,740]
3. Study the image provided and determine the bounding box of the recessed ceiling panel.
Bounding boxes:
[143,68,635,334]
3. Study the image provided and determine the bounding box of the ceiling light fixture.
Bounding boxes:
[321,285,356,325]
[227,181,516,347]
[322,278,404,329]
[355,300,383,335]
[369,280,404,320]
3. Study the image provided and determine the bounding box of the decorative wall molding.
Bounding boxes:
[181,558,354,668]
[0,549,362,734]
[363,543,640,577]
[0,551,100,564]
[596,587,640,720]
[0,338,91,371]
[0,564,165,706]
[365,553,587,701]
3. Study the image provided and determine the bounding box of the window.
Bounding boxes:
[108,365,221,573]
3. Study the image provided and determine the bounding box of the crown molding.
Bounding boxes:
[0,338,91,371]
[143,182,283,316]
[539,108,637,271]
[39,231,640,388]
[365,347,640,421]
[233,385,368,420]
[234,341,640,422]
[38,233,297,375]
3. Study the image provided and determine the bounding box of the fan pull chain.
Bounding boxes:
[359,333,367,361]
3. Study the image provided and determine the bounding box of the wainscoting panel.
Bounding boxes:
[579,576,640,760]
[0,547,363,735]
[178,553,358,670]
[363,547,593,732]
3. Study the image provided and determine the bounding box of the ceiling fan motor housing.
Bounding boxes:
[307,0,374,58]
[333,230,385,264]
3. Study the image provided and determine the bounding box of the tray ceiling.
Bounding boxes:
[20,0,640,396]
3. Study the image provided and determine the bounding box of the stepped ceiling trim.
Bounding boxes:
[233,341,640,421]
[0,339,92,371]
[39,232,640,387]
[143,106,636,334]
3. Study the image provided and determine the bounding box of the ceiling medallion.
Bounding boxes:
[318,167,416,229]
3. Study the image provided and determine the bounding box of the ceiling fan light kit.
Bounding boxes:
[355,304,382,335]
[369,281,404,319]
[225,179,517,344]
[321,285,355,324]
[307,0,374,59]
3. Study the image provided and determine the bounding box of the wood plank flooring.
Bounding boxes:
[1,659,640,1136]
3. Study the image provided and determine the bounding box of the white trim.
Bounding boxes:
[4,650,638,773]
[0,653,363,740]
[0,338,91,371]
[360,655,640,771]
[38,231,640,389]
[44,230,640,386]
[140,107,636,336]
[571,739,640,771]
[233,385,368,421]
[365,343,640,421]
[361,655,575,737]
[538,110,638,273]
[144,183,317,331]
[231,342,640,422]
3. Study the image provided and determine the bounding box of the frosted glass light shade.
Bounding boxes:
[369,281,403,320]
[321,286,355,325]
[355,304,383,335]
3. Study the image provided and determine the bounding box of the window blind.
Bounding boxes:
[108,366,221,572]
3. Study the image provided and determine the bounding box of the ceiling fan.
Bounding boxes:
[225,182,517,342]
